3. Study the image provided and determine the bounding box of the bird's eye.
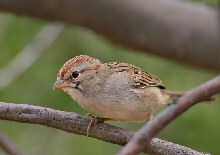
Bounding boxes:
[71,71,79,78]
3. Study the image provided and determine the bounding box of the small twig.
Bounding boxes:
[118,76,220,155]
[0,23,64,90]
[0,133,24,155]
[0,102,206,155]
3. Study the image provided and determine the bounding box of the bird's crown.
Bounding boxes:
[58,55,101,79]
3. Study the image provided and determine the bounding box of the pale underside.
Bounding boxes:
[64,63,165,122]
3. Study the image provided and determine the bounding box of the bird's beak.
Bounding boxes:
[53,78,68,90]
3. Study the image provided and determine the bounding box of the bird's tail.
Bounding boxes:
[161,89,216,105]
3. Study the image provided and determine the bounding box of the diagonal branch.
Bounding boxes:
[0,102,206,155]
[0,133,24,155]
[118,76,220,155]
[0,0,219,70]
[0,23,64,90]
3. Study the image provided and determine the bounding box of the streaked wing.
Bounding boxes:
[106,62,165,89]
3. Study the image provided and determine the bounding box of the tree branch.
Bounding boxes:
[0,133,24,155]
[0,0,219,70]
[0,102,206,155]
[118,75,220,155]
[0,23,64,90]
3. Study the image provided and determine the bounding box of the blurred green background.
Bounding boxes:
[0,1,219,154]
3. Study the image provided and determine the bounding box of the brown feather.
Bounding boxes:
[106,62,165,89]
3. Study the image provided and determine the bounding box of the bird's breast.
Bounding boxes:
[65,72,163,122]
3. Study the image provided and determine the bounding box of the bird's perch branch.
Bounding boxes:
[0,0,219,70]
[0,102,206,155]
[118,76,220,155]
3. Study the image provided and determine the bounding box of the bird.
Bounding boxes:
[53,55,186,134]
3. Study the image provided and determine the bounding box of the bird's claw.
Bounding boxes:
[85,114,106,136]
[87,118,97,136]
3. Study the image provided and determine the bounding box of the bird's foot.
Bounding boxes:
[85,113,110,136]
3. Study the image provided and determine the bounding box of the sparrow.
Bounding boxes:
[53,55,186,135]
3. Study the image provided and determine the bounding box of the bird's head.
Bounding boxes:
[53,55,102,93]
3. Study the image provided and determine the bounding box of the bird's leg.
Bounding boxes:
[85,113,112,136]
